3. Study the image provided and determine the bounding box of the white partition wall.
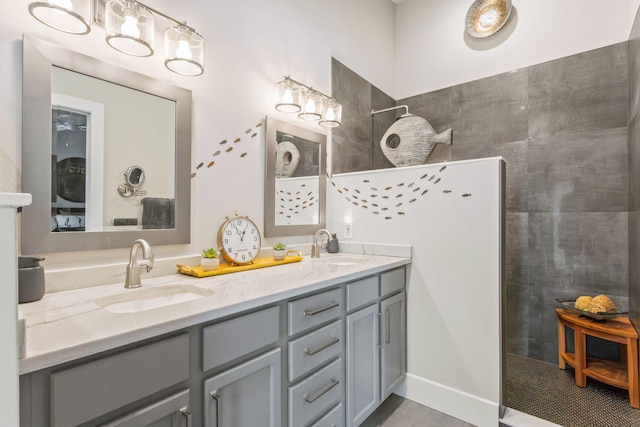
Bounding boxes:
[0,193,32,427]
[326,158,504,427]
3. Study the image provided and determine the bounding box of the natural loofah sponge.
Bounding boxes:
[592,294,616,312]
[575,296,593,311]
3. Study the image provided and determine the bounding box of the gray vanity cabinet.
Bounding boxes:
[102,389,191,427]
[345,268,406,427]
[346,303,380,426]
[19,264,407,427]
[203,349,281,427]
[287,288,345,427]
[380,292,406,399]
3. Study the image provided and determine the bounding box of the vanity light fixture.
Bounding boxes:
[28,0,91,35]
[274,76,342,128]
[105,0,153,57]
[27,0,205,76]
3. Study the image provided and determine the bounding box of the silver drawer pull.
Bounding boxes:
[210,390,222,427]
[179,406,192,427]
[303,377,340,403]
[304,301,339,317]
[304,336,340,356]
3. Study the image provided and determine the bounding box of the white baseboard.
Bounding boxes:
[395,373,500,427]
[500,408,563,427]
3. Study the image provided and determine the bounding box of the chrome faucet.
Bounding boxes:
[125,239,154,288]
[311,229,332,258]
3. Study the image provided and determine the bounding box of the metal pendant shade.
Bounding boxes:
[28,0,91,35]
[380,115,452,167]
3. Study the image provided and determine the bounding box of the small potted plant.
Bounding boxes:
[201,248,219,271]
[272,242,287,261]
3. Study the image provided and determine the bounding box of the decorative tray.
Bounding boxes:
[555,298,629,320]
[176,251,303,278]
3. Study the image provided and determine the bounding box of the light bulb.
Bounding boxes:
[176,40,192,60]
[121,15,140,38]
[325,107,336,121]
[305,98,316,113]
[282,88,293,104]
[50,0,72,9]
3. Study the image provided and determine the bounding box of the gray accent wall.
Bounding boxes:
[332,42,631,363]
[331,59,395,173]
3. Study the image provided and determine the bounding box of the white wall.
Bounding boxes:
[326,158,503,427]
[395,0,640,98]
[0,0,395,269]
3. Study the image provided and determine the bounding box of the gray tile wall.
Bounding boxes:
[331,59,395,173]
[333,42,630,364]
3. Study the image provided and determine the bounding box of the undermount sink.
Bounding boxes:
[314,256,366,267]
[96,284,214,314]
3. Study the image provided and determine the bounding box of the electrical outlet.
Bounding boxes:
[344,218,353,239]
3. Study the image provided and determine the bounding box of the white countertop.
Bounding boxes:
[0,192,31,207]
[18,252,410,375]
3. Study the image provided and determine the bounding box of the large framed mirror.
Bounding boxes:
[264,117,326,237]
[22,36,191,254]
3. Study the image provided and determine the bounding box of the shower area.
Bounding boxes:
[331,20,640,422]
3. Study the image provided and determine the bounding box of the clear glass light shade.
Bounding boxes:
[165,25,204,76]
[28,0,91,35]
[298,90,322,121]
[274,79,301,113]
[319,99,342,128]
[105,0,154,57]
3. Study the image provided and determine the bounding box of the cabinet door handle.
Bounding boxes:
[377,312,383,349]
[304,336,340,356]
[303,377,340,403]
[304,301,339,317]
[385,308,391,344]
[210,390,222,427]
[179,406,192,427]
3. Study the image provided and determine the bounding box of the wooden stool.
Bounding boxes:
[556,308,639,408]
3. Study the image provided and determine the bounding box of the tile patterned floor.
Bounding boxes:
[361,394,477,427]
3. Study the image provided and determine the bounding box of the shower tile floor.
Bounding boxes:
[362,353,640,427]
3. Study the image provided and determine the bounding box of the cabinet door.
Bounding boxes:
[204,349,281,427]
[102,389,190,427]
[346,304,379,427]
[381,292,406,399]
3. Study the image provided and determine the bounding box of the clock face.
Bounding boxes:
[217,216,262,265]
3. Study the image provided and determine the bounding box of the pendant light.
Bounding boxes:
[105,0,154,57]
[28,0,91,35]
[164,24,205,76]
[319,98,342,128]
[274,78,302,113]
[298,90,323,121]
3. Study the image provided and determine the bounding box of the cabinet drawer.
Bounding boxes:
[203,305,280,371]
[288,288,342,336]
[288,358,343,427]
[102,389,190,427]
[288,320,343,381]
[346,275,378,311]
[309,402,344,427]
[50,334,189,427]
[381,267,405,297]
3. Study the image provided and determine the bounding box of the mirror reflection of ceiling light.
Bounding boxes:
[465,0,512,38]
[27,0,205,76]
[274,76,342,128]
